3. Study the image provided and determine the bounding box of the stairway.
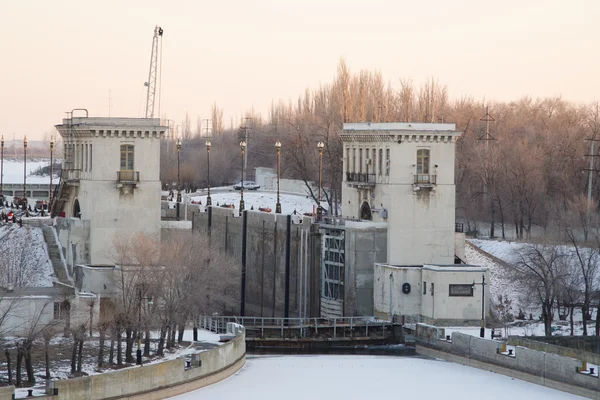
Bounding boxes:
[41,225,70,285]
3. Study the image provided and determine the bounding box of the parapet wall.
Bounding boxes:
[414,324,599,399]
[46,331,245,400]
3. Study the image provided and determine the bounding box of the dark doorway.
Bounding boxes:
[73,199,81,218]
[360,201,372,221]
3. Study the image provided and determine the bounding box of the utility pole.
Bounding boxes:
[479,105,496,237]
[241,118,252,181]
[584,137,600,216]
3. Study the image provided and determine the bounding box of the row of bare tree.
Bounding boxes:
[512,226,600,337]
[0,230,238,386]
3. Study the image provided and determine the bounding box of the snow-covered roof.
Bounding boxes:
[343,122,458,132]
[423,264,488,273]
[59,117,163,127]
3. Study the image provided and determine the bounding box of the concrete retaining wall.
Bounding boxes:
[46,332,245,400]
[415,329,600,399]
[509,336,600,366]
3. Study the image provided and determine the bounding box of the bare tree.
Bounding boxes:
[513,243,568,336]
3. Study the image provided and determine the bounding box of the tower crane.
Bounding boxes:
[144,25,163,118]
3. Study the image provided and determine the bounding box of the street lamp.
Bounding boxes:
[23,136,28,207]
[136,292,153,365]
[317,141,324,221]
[472,273,486,338]
[206,141,212,206]
[49,135,55,208]
[275,140,282,213]
[176,138,182,220]
[239,141,246,212]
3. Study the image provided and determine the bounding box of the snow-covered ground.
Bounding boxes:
[169,355,583,399]
[0,224,53,287]
[1,159,59,185]
[464,240,598,336]
[189,191,324,215]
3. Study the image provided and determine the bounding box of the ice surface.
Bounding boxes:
[169,355,584,399]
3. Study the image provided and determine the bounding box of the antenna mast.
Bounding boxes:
[144,25,163,118]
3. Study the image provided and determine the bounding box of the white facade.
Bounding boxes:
[373,263,489,325]
[0,288,99,336]
[55,117,167,265]
[340,122,462,265]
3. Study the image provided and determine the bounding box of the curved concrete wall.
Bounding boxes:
[47,332,245,400]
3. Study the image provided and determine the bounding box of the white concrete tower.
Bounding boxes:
[54,116,167,265]
[340,122,462,265]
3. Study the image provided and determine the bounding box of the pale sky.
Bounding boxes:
[1,0,598,140]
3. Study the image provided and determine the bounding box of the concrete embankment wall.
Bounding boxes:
[415,324,599,399]
[509,335,600,366]
[45,332,245,400]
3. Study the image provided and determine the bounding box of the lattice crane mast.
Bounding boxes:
[144,25,163,118]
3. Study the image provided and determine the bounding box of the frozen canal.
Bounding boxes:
[170,355,584,399]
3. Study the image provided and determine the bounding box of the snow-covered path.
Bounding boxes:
[169,355,583,399]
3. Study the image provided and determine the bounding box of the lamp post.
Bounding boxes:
[23,136,28,207]
[473,273,486,338]
[239,141,246,212]
[206,141,212,206]
[1,135,4,203]
[317,141,324,221]
[136,292,153,365]
[275,140,281,213]
[176,138,182,220]
[49,135,55,208]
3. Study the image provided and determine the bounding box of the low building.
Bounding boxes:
[0,286,99,337]
[373,263,489,326]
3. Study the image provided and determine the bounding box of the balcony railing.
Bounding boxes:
[62,169,81,182]
[346,172,376,185]
[414,174,436,185]
[117,170,140,183]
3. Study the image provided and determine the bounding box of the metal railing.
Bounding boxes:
[198,315,390,338]
[414,174,436,185]
[346,172,376,184]
[117,170,140,183]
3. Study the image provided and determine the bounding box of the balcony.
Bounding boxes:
[346,172,376,188]
[117,170,140,185]
[62,169,81,185]
[413,174,436,187]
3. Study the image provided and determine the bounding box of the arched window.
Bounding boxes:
[73,199,81,219]
[360,201,372,221]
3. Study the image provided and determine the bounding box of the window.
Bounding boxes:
[417,149,430,175]
[423,282,427,295]
[372,149,376,175]
[378,149,383,175]
[120,144,134,170]
[385,149,390,176]
[80,144,84,170]
[359,148,363,173]
[346,147,350,174]
[352,148,356,173]
[449,284,474,297]
[85,144,88,171]
[90,144,93,171]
